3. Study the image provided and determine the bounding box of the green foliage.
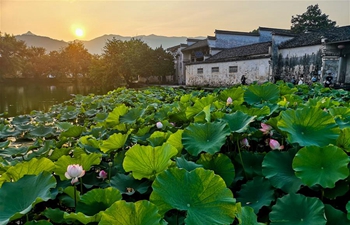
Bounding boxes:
[1,84,350,224]
[291,4,337,33]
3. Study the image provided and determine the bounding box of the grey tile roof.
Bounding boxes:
[203,41,271,63]
[181,39,209,52]
[279,26,350,49]
[215,30,260,36]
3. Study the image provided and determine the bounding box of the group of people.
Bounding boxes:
[290,72,333,87]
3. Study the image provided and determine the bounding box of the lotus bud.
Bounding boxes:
[98,170,108,180]
[65,164,85,185]
[269,139,284,150]
[226,97,233,106]
[156,122,163,129]
[260,123,272,135]
[241,138,250,148]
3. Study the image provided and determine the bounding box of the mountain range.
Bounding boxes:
[15,31,202,55]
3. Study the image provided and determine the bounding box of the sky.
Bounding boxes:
[1,0,349,42]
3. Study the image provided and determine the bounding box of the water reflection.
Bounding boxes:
[0,81,113,117]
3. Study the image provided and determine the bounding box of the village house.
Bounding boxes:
[168,25,350,87]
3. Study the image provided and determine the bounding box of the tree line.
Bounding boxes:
[0,34,174,87]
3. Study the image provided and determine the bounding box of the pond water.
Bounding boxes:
[0,80,115,117]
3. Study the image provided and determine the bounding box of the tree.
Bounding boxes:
[22,47,49,78]
[291,4,337,33]
[0,32,27,78]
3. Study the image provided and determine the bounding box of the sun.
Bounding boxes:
[75,28,84,38]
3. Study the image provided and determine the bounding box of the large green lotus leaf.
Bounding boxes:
[150,167,237,225]
[63,212,101,225]
[244,83,280,105]
[119,108,145,124]
[193,104,211,123]
[277,107,340,147]
[11,115,31,125]
[218,86,245,106]
[166,129,183,152]
[176,156,203,171]
[29,126,55,138]
[324,180,349,199]
[0,172,57,225]
[196,153,235,187]
[110,173,151,194]
[147,131,170,147]
[76,187,122,216]
[234,105,270,118]
[328,107,350,129]
[123,143,177,180]
[262,149,303,193]
[182,122,231,156]
[185,95,216,119]
[54,153,102,181]
[100,133,129,153]
[99,200,165,225]
[105,104,128,127]
[0,140,10,148]
[0,157,55,187]
[56,122,73,131]
[43,208,66,224]
[236,177,275,213]
[324,204,349,225]
[60,126,85,137]
[336,128,350,152]
[292,145,349,188]
[270,193,326,225]
[0,146,28,158]
[221,111,256,133]
[235,203,265,225]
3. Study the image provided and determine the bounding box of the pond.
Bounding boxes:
[0,80,115,117]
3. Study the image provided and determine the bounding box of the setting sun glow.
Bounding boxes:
[75,28,84,37]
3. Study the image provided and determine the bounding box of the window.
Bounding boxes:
[197,68,203,74]
[211,67,219,73]
[229,66,238,73]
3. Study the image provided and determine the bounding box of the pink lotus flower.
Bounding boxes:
[241,138,250,148]
[269,139,284,150]
[97,170,107,180]
[156,122,163,129]
[65,164,85,185]
[226,97,233,106]
[260,123,273,135]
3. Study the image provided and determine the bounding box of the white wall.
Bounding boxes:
[186,58,270,87]
[279,45,321,58]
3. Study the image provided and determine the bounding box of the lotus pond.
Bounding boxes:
[1,82,350,225]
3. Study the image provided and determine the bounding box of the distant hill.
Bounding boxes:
[15,31,201,55]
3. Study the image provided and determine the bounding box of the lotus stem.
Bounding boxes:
[237,139,247,178]
[74,184,77,208]
[79,178,83,194]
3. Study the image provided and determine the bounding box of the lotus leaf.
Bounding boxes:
[56,122,74,131]
[28,126,55,138]
[235,151,264,179]
[147,131,170,147]
[99,200,165,225]
[123,143,177,179]
[324,180,349,199]
[218,86,245,106]
[292,145,349,188]
[110,173,151,194]
[11,115,31,125]
[25,220,53,225]
[324,204,349,225]
[150,167,237,225]
[54,153,102,181]
[0,157,55,187]
[166,129,183,152]
[176,156,203,171]
[244,83,280,105]
[278,107,340,147]
[270,193,326,225]
[196,153,235,186]
[193,104,211,123]
[262,149,303,193]
[100,133,129,153]
[63,212,100,224]
[105,104,128,126]
[235,203,264,225]
[76,187,122,216]
[60,126,85,137]
[336,128,350,152]
[0,172,56,225]
[119,108,145,124]
[182,122,231,156]
[221,111,256,133]
[185,95,215,119]
[236,177,274,213]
